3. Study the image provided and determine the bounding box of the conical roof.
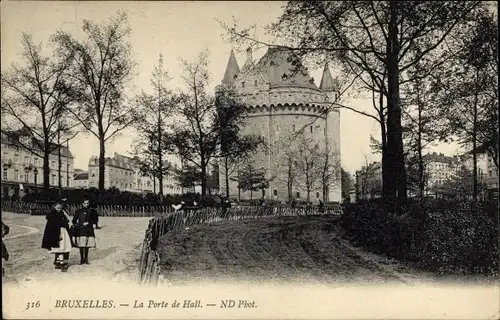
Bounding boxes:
[319,62,337,91]
[221,50,240,84]
[255,46,318,90]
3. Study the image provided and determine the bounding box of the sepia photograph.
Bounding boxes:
[1,1,499,319]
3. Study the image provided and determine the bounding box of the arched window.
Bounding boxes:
[254,80,258,86]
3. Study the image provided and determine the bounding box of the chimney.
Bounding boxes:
[246,46,253,63]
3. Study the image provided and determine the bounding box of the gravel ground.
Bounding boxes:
[156,215,441,286]
[2,211,149,285]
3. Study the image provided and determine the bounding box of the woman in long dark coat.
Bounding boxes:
[41,202,73,272]
[72,199,96,264]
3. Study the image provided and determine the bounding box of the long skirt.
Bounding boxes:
[49,228,72,254]
[74,236,96,248]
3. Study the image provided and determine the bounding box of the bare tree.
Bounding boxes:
[1,33,78,191]
[293,135,322,202]
[318,142,341,203]
[169,50,218,196]
[132,54,178,198]
[52,12,139,199]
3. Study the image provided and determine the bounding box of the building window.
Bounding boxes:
[273,189,277,196]
[296,192,300,198]
[34,158,39,167]
[3,168,8,180]
[24,156,30,166]
[324,128,326,135]
[242,82,245,88]
[254,80,258,86]
[292,124,296,132]
[24,173,29,183]
[310,126,313,133]
[51,160,56,169]
[15,170,20,181]
[52,174,57,185]
[14,155,19,163]
[316,192,320,199]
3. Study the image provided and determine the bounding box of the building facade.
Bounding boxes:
[1,131,74,198]
[85,152,182,194]
[217,47,342,203]
[485,153,499,199]
[72,171,89,189]
[355,162,382,200]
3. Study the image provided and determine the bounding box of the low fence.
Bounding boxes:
[138,205,343,286]
[1,200,174,217]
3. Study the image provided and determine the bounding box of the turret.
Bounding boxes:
[221,49,240,85]
[319,62,339,102]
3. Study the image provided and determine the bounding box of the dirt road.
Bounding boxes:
[157,215,440,285]
[2,212,149,285]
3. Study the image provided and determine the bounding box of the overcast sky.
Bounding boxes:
[1,1,461,174]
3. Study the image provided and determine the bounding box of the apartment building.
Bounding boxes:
[1,131,74,198]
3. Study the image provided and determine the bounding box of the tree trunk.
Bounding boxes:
[43,146,50,191]
[224,157,230,198]
[416,81,425,207]
[58,131,62,198]
[386,1,407,207]
[379,94,389,200]
[472,69,479,203]
[158,117,164,199]
[200,161,207,196]
[98,138,106,201]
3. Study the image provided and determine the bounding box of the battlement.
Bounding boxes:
[244,103,329,119]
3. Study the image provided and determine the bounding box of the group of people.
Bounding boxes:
[41,199,99,272]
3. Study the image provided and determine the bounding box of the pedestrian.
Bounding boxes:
[89,202,100,229]
[41,201,73,272]
[72,199,96,265]
[2,221,10,275]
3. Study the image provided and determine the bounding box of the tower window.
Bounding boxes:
[292,125,296,132]
[242,82,245,88]
[310,126,313,133]
[254,80,258,86]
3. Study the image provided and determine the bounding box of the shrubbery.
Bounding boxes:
[19,187,215,207]
[341,199,499,275]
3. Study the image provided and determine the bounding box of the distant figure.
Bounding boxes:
[41,201,72,272]
[72,199,97,265]
[172,201,185,212]
[317,199,324,213]
[90,203,100,229]
[2,221,10,275]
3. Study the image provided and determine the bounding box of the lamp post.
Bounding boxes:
[33,168,39,191]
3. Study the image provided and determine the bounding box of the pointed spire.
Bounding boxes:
[221,49,240,85]
[319,62,337,91]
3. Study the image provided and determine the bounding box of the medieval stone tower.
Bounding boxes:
[217,46,342,203]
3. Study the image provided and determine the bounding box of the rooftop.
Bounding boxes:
[1,130,74,158]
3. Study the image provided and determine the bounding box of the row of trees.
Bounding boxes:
[228,134,341,203]
[1,13,264,201]
[225,1,498,209]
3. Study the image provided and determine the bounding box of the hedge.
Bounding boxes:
[341,199,499,275]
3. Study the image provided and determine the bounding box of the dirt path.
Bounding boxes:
[2,212,149,285]
[156,215,435,285]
